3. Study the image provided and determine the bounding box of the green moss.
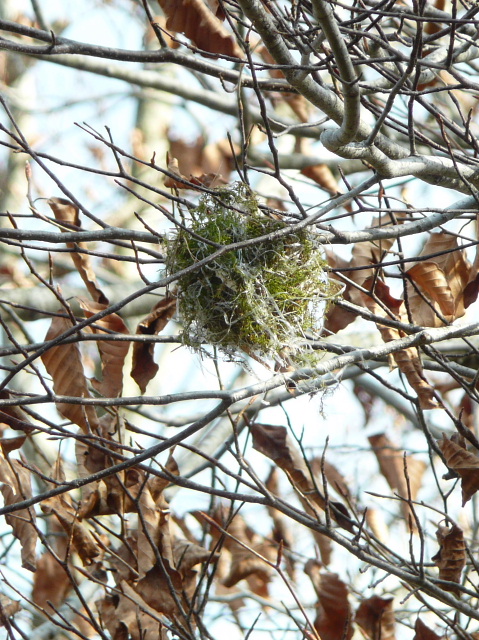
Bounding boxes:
[165,183,340,367]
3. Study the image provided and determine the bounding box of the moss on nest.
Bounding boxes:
[166,183,340,367]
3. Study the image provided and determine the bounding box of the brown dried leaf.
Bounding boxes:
[251,423,353,532]
[413,618,443,640]
[407,262,454,320]
[169,136,235,185]
[424,0,446,34]
[222,539,275,589]
[32,552,71,610]
[366,278,403,316]
[437,433,479,505]
[0,453,37,571]
[136,487,167,578]
[432,524,465,592]
[350,217,405,288]
[369,433,426,531]
[131,293,177,393]
[391,346,439,410]
[197,508,275,593]
[365,508,389,543]
[301,164,340,194]
[304,562,353,640]
[164,153,227,189]
[80,299,130,398]
[135,560,188,619]
[173,538,219,576]
[310,458,351,499]
[463,272,479,309]
[42,315,100,432]
[0,435,26,455]
[361,282,439,410]
[149,450,180,500]
[47,198,108,305]
[324,212,406,335]
[258,45,310,122]
[98,588,168,640]
[355,596,395,640]
[406,233,474,327]
[158,0,243,58]
[41,494,100,565]
[323,250,358,333]
[0,594,21,625]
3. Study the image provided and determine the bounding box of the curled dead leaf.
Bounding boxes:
[0,594,21,626]
[251,423,353,532]
[0,452,37,571]
[437,433,479,505]
[131,293,177,393]
[173,538,219,576]
[406,233,475,327]
[432,523,465,592]
[41,493,100,565]
[0,435,26,456]
[42,315,100,432]
[47,198,108,305]
[158,0,243,58]
[80,299,130,398]
[98,587,168,640]
[414,618,443,640]
[196,507,275,595]
[135,560,188,619]
[361,279,439,410]
[355,596,395,640]
[369,433,426,531]
[304,561,353,640]
[32,552,71,611]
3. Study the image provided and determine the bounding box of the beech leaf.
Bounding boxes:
[437,433,479,505]
[32,552,71,611]
[80,299,130,398]
[251,423,353,532]
[135,560,188,618]
[304,561,353,640]
[360,281,439,410]
[0,452,37,571]
[0,594,21,626]
[196,508,275,594]
[158,0,243,58]
[41,494,101,565]
[131,293,177,393]
[42,315,100,431]
[99,587,168,640]
[47,197,108,305]
[323,249,358,333]
[414,618,443,640]
[432,524,465,592]
[355,596,395,640]
[369,433,426,531]
[406,233,474,327]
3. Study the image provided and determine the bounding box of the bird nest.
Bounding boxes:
[166,183,340,368]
